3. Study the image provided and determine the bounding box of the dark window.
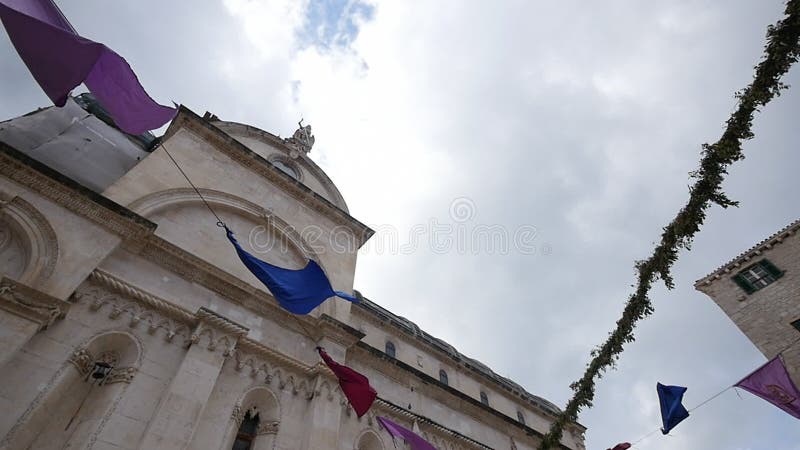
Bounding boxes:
[792,319,800,333]
[439,369,448,386]
[517,411,526,425]
[232,411,259,450]
[385,341,396,358]
[480,391,489,406]
[732,259,784,294]
[272,160,299,180]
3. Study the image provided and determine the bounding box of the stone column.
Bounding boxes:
[0,277,70,367]
[300,313,367,450]
[138,308,247,450]
[301,335,347,450]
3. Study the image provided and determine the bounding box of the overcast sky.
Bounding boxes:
[2,1,800,449]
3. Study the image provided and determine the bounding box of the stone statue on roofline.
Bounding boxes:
[284,119,315,155]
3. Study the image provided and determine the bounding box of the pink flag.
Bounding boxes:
[735,356,800,419]
[377,416,436,450]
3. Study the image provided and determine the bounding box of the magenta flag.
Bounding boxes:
[0,0,176,134]
[377,417,436,450]
[316,348,376,418]
[735,356,800,420]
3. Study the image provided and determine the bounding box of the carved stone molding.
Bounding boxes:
[0,195,58,283]
[0,277,70,330]
[0,143,156,241]
[88,270,195,323]
[127,188,324,266]
[191,307,248,356]
[74,281,194,346]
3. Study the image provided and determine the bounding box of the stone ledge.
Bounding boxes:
[0,276,71,330]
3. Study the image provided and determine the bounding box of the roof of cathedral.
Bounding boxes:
[355,296,565,418]
[694,217,800,286]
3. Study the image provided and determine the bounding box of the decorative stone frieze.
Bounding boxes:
[0,142,156,241]
[74,277,194,346]
[0,277,69,330]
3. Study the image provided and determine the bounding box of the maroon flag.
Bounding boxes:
[607,443,631,450]
[735,356,800,419]
[317,347,377,417]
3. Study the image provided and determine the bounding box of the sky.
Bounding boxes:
[2,1,800,449]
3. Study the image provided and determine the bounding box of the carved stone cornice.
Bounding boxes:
[89,270,195,323]
[316,314,366,347]
[196,307,248,337]
[0,142,156,241]
[164,108,373,247]
[0,277,70,330]
[190,308,248,356]
[75,277,195,346]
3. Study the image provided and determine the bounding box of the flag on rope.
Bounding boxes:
[225,226,359,314]
[0,0,176,134]
[607,443,631,450]
[316,347,376,418]
[657,383,689,434]
[735,355,800,420]
[376,416,436,450]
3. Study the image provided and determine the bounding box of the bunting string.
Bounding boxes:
[538,2,800,447]
[160,141,226,227]
[628,385,732,448]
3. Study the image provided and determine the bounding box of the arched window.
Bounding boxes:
[480,391,489,406]
[439,369,449,386]
[233,411,260,450]
[517,410,525,425]
[271,159,300,180]
[385,341,396,358]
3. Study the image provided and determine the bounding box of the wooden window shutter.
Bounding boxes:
[732,273,756,294]
[759,259,784,279]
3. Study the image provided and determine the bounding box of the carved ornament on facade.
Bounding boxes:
[75,281,193,346]
[283,121,315,155]
[67,347,136,384]
[192,307,248,356]
[0,277,69,329]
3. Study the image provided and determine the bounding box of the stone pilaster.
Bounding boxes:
[0,277,69,367]
[138,307,247,450]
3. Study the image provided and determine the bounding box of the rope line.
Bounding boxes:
[159,140,226,228]
[291,314,316,341]
[629,385,733,448]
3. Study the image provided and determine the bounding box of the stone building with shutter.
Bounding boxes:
[0,96,585,450]
[695,219,800,385]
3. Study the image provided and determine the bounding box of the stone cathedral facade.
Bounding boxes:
[0,96,585,450]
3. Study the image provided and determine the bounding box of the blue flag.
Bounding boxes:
[657,382,689,434]
[225,227,358,314]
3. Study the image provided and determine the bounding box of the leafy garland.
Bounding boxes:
[538,1,800,448]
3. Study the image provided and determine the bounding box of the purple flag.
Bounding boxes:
[377,416,436,450]
[735,356,800,420]
[0,0,176,134]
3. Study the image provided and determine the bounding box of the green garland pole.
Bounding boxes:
[538,2,800,448]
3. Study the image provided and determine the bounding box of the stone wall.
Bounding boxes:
[696,222,800,385]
